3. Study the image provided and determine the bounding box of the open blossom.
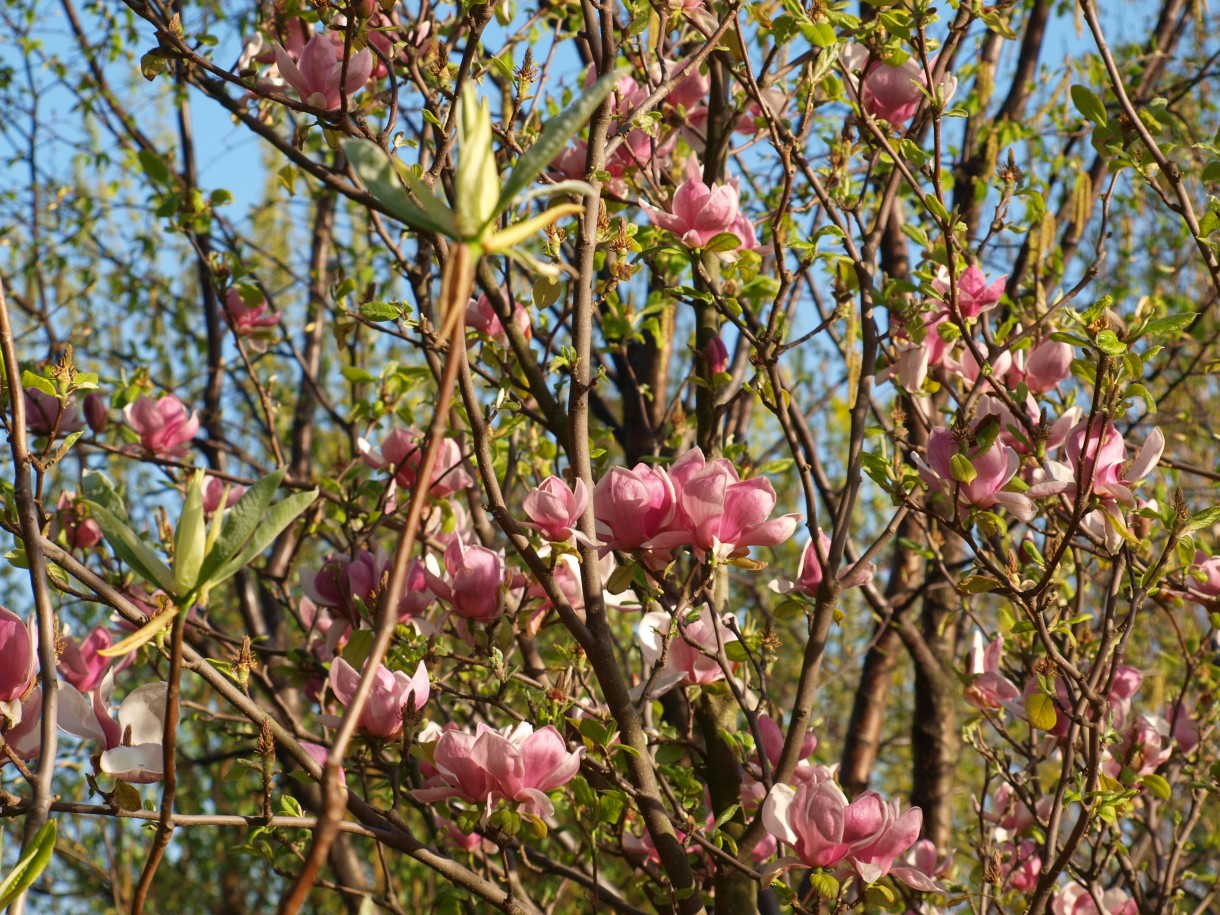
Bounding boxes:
[359,428,473,497]
[25,388,82,437]
[761,779,933,889]
[302,548,390,625]
[58,626,114,693]
[965,632,1021,709]
[0,688,42,763]
[594,463,677,553]
[637,606,738,696]
[54,491,103,550]
[913,428,1034,522]
[415,722,584,821]
[639,155,744,250]
[328,657,429,740]
[0,607,37,725]
[1051,884,1137,915]
[841,43,958,124]
[425,539,507,621]
[770,529,875,595]
[1029,419,1163,508]
[932,265,1006,319]
[124,393,200,456]
[223,288,281,352]
[202,476,246,517]
[273,32,372,110]
[522,476,589,543]
[650,448,801,561]
[466,292,532,341]
[882,311,953,393]
[59,674,173,783]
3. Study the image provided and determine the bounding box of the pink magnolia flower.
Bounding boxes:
[932,265,1006,319]
[25,388,82,437]
[359,428,473,497]
[425,539,507,621]
[466,292,532,341]
[594,463,677,553]
[841,44,958,124]
[639,155,743,250]
[1021,338,1074,393]
[881,311,954,393]
[415,722,584,822]
[651,448,801,561]
[845,792,936,889]
[123,393,200,457]
[58,673,174,783]
[913,428,1034,522]
[637,606,737,696]
[771,529,875,596]
[522,476,589,543]
[54,492,103,550]
[328,657,429,740]
[965,632,1021,709]
[1172,550,1220,609]
[301,740,346,787]
[202,476,246,518]
[223,288,281,352]
[1002,839,1042,892]
[1105,711,1173,778]
[1168,701,1200,754]
[0,607,37,723]
[982,783,1051,838]
[58,626,114,693]
[0,687,42,763]
[1030,420,1163,508]
[1051,884,1137,915]
[273,32,373,110]
[302,548,391,625]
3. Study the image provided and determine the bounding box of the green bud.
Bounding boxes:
[174,470,208,598]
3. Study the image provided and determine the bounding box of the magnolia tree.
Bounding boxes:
[2,0,1220,912]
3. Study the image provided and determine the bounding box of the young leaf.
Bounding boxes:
[82,469,126,517]
[1025,692,1058,731]
[1070,85,1107,127]
[85,503,176,595]
[493,70,621,219]
[0,820,57,909]
[343,140,456,237]
[197,467,286,585]
[174,471,207,596]
[207,489,318,586]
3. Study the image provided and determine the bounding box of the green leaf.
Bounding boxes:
[493,70,621,220]
[1071,85,1107,127]
[197,468,286,586]
[1140,773,1171,801]
[85,503,176,594]
[0,820,56,909]
[950,453,977,484]
[342,140,456,236]
[20,371,55,397]
[1184,505,1220,534]
[807,872,839,899]
[82,470,125,517]
[703,232,742,253]
[1094,329,1126,355]
[358,300,403,322]
[1025,691,1058,731]
[1143,312,1197,338]
[207,489,318,586]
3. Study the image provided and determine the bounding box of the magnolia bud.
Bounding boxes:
[84,392,108,433]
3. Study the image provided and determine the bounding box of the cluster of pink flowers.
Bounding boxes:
[593,447,800,564]
[761,768,936,890]
[415,722,584,822]
[359,428,474,499]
